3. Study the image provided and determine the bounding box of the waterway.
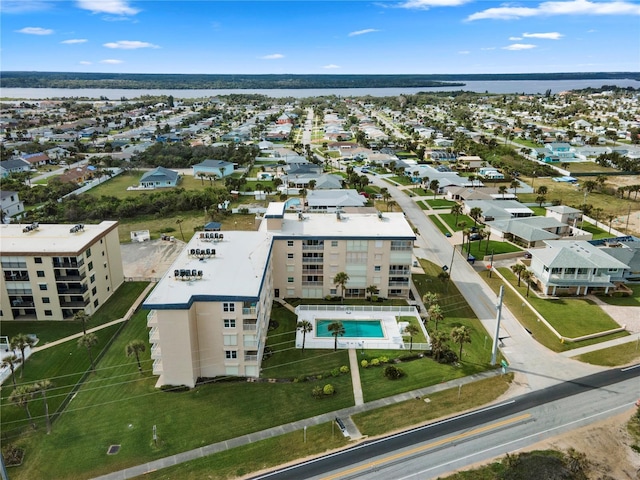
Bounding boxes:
[2,78,639,100]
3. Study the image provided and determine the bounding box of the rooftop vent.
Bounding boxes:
[69,224,84,234]
[173,268,204,281]
[22,222,39,233]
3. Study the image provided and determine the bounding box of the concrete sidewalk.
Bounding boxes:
[93,369,504,480]
[560,332,640,358]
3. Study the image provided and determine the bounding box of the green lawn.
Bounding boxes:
[426,199,456,209]
[529,206,547,216]
[428,215,451,236]
[580,222,615,240]
[576,340,640,366]
[439,213,474,231]
[418,200,431,210]
[389,176,413,186]
[464,240,522,260]
[596,284,640,306]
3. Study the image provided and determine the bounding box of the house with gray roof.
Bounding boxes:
[193,159,234,179]
[528,240,629,296]
[305,189,367,211]
[139,166,180,189]
[1,190,24,222]
[463,199,533,223]
[0,158,31,178]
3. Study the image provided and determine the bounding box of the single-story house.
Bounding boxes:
[0,158,31,178]
[305,189,367,211]
[21,152,50,167]
[464,199,534,223]
[139,166,180,189]
[193,159,234,179]
[528,240,630,296]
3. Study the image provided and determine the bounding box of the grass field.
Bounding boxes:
[576,340,640,366]
[426,199,456,209]
[464,240,522,260]
[596,284,640,306]
[439,213,475,231]
[428,215,451,236]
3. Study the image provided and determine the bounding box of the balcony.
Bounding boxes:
[243,321,257,331]
[151,344,162,359]
[57,285,88,295]
[301,257,323,263]
[302,245,324,251]
[55,271,86,282]
[302,268,323,275]
[10,297,35,308]
[147,310,158,327]
[53,258,84,268]
[242,307,257,316]
[149,327,160,342]
[302,281,323,286]
[244,354,258,362]
[152,359,163,375]
[388,281,410,286]
[389,269,410,275]
[243,337,259,348]
[4,273,29,282]
[59,297,90,307]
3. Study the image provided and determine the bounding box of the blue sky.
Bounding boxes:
[2,0,639,74]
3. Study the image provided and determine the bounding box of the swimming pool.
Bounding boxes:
[316,319,384,338]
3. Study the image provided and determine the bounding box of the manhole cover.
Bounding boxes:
[107,445,121,455]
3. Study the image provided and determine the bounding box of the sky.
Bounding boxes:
[1,0,639,75]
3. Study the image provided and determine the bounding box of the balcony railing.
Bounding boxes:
[151,344,162,359]
[388,281,410,286]
[147,310,158,326]
[302,281,323,286]
[389,269,410,275]
[302,245,324,251]
[244,355,258,362]
[243,322,257,331]
[60,298,90,307]
[301,258,323,263]
[149,327,160,343]
[55,272,86,282]
[152,359,163,375]
[302,268,323,274]
[242,307,256,316]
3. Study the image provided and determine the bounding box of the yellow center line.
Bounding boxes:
[321,413,532,480]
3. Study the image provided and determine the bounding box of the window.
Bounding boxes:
[374,265,381,272]
[223,303,235,312]
[86,248,92,258]
[42,297,50,304]
[331,240,338,247]
[375,240,383,248]
[225,350,237,359]
[330,288,337,295]
[94,299,99,308]
[39,283,48,291]
[37,271,45,277]
[287,265,294,272]
[90,274,96,284]
[287,253,294,259]
[34,257,42,264]
[44,310,52,316]
[223,334,237,346]
[92,286,97,295]
[224,319,236,328]
[88,261,93,271]
[287,240,294,247]
[287,277,294,283]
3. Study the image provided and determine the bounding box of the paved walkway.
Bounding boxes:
[348,349,364,406]
[93,369,504,480]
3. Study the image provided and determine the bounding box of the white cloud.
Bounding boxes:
[480,47,496,50]
[17,26,53,35]
[103,40,159,49]
[260,53,284,60]
[523,32,563,39]
[509,36,523,40]
[398,0,472,9]
[458,50,470,55]
[1,1,52,13]
[100,59,123,64]
[79,61,92,65]
[61,39,88,44]
[503,43,537,50]
[467,0,640,21]
[323,64,341,69]
[348,28,380,37]
[76,0,139,15]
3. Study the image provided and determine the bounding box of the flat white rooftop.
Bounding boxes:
[263,211,415,239]
[143,231,273,309]
[0,221,118,255]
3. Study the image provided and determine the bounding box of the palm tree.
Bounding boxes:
[484,230,492,255]
[78,333,99,371]
[404,324,420,352]
[9,385,36,429]
[1,354,21,386]
[450,203,463,225]
[125,340,147,373]
[380,187,390,206]
[366,284,378,300]
[197,172,206,185]
[308,179,316,191]
[521,269,533,297]
[296,320,313,354]
[510,180,519,197]
[175,218,185,241]
[606,213,616,234]
[428,304,444,330]
[498,185,508,198]
[11,333,35,378]
[429,179,439,199]
[536,195,546,207]
[73,310,90,335]
[327,321,345,351]
[451,326,471,360]
[469,207,483,226]
[536,185,548,196]
[430,330,449,362]
[422,291,439,309]
[511,263,527,287]
[387,200,397,212]
[33,379,54,434]
[299,188,307,211]
[333,272,350,301]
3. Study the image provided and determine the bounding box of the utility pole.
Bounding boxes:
[490,286,505,366]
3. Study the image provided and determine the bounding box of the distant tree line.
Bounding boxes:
[131,143,259,169]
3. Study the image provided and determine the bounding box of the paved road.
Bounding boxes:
[251,366,640,480]
[364,172,604,392]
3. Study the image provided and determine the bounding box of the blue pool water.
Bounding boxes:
[316,320,384,338]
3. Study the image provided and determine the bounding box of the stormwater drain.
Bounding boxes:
[107,445,121,455]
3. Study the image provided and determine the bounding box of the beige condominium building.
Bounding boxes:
[1,221,124,321]
[143,203,416,388]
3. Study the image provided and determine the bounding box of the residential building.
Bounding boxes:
[1,190,24,222]
[0,158,31,178]
[139,166,180,189]
[143,203,415,387]
[0,221,124,321]
[527,240,629,296]
[305,189,367,211]
[192,159,234,179]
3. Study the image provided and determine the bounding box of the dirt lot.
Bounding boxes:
[120,238,185,281]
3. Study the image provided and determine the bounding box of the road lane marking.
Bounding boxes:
[621,364,640,371]
[320,413,531,480]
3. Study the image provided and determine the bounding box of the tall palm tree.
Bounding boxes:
[175,218,185,242]
[387,200,397,212]
[404,324,420,352]
[521,270,533,297]
[422,292,439,309]
[9,385,36,429]
[327,321,345,351]
[510,180,519,197]
[333,272,350,301]
[299,188,307,211]
[1,354,21,386]
[125,339,147,373]
[450,203,463,225]
[78,333,99,372]
[73,310,90,335]
[296,320,313,354]
[428,304,444,330]
[511,263,527,287]
[198,172,206,185]
[366,285,378,300]
[451,326,471,360]
[498,185,507,198]
[430,330,449,362]
[429,179,439,199]
[469,207,483,226]
[11,333,35,378]
[34,379,54,434]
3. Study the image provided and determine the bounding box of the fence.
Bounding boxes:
[296,305,417,313]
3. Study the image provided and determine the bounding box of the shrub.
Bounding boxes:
[360,359,369,368]
[316,374,323,380]
[239,207,249,214]
[297,374,307,383]
[311,386,323,398]
[379,356,389,364]
[331,368,341,377]
[371,358,380,367]
[384,365,405,380]
[439,350,459,364]
[2,445,24,467]
[323,384,335,395]
[340,365,350,374]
